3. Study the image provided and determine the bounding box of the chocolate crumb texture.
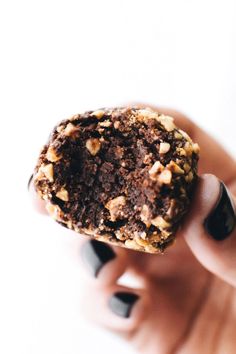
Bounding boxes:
[33,107,199,253]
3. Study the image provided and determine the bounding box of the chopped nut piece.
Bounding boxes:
[56,125,64,133]
[115,230,127,241]
[158,115,176,132]
[193,143,200,154]
[56,188,69,201]
[167,161,185,174]
[46,146,61,162]
[149,161,164,180]
[137,108,157,121]
[143,152,153,164]
[174,131,183,140]
[143,153,153,164]
[184,142,193,156]
[149,233,162,243]
[64,123,78,136]
[158,169,172,184]
[105,196,126,221]
[114,121,120,129]
[159,142,171,154]
[151,215,171,230]
[140,231,147,240]
[183,163,191,173]
[140,204,151,227]
[145,244,160,253]
[92,110,104,119]
[179,129,192,142]
[125,239,143,251]
[160,229,172,240]
[99,120,112,127]
[185,171,194,183]
[166,199,178,218]
[38,164,54,182]
[176,147,187,156]
[69,114,80,121]
[45,202,61,220]
[86,138,101,156]
[135,237,149,247]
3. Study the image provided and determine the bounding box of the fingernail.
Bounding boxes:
[81,240,116,277]
[27,174,33,190]
[108,292,139,318]
[204,182,236,241]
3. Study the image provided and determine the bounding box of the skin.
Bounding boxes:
[30,106,236,354]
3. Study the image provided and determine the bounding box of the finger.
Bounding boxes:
[81,283,149,334]
[182,174,236,287]
[79,239,131,286]
[133,103,236,185]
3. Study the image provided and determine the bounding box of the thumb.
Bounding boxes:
[182,174,236,287]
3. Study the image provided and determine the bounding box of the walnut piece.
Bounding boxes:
[158,114,176,132]
[184,142,193,156]
[140,204,151,227]
[105,196,126,221]
[159,142,171,154]
[176,147,187,156]
[167,160,185,174]
[86,138,101,156]
[64,123,78,136]
[193,143,200,154]
[149,161,164,180]
[46,146,61,162]
[99,120,112,127]
[45,202,61,220]
[37,164,54,182]
[151,215,171,230]
[114,121,120,129]
[56,188,69,201]
[157,169,172,184]
[174,131,183,140]
[183,163,191,173]
[125,239,143,251]
[185,171,194,183]
[143,153,153,164]
[137,108,157,121]
[92,110,104,119]
[179,129,192,142]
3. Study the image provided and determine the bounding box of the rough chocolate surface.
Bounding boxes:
[33,107,199,253]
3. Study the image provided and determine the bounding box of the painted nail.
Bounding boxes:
[108,292,139,318]
[81,240,116,277]
[204,182,236,241]
[27,174,33,190]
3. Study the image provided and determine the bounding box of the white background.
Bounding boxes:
[0,1,236,354]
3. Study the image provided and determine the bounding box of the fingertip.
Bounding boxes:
[80,239,130,286]
[82,284,149,333]
[183,174,236,286]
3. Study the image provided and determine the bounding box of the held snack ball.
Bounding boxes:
[33,107,199,253]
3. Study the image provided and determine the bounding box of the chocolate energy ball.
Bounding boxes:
[33,107,199,253]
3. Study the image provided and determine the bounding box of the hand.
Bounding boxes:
[30,107,236,354]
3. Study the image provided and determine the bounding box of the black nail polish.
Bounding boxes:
[108,292,139,318]
[27,174,33,190]
[81,240,116,277]
[204,182,236,241]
